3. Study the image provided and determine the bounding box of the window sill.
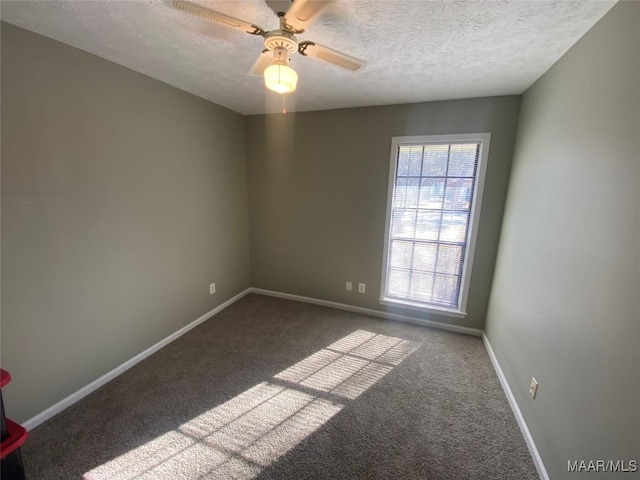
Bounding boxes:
[379,298,467,318]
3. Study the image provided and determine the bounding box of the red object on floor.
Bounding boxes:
[0,370,10,389]
[0,419,27,460]
[1,368,28,479]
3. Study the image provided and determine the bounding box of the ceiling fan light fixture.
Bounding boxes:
[264,62,298,94]
[172,0,364,97]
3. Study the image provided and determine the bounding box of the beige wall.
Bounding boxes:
[485,2,640,478]
[245,97,521,330]
[1,23,251,423]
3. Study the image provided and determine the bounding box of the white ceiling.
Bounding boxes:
[1,0,616,115]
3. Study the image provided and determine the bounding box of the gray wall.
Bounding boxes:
[1,23,251,423]
[485,2,639,479]
[245,97,521,331]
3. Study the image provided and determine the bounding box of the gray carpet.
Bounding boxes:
[22,293,538,479]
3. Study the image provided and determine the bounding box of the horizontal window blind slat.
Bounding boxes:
[388,265,461,280]
[388,237,466,248]
[394,175,476,179]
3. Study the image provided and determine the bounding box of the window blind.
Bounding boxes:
[385,142,480,309]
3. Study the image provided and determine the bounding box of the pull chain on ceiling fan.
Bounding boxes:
[171,0,364,95]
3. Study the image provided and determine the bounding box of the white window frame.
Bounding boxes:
[379,133,491,318]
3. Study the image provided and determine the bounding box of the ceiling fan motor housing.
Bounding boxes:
[264,30,298,54]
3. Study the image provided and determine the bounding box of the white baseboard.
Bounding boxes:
[20,288,546,480]
[22,286,481,431]
[249,288,483,337]
[483,334,549,480]
[23,288,252,431]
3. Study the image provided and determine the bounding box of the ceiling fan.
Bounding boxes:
[171,0,364,95]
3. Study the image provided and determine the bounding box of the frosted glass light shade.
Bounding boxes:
[264,63,298,94]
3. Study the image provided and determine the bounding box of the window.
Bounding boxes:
[380,134,490,317]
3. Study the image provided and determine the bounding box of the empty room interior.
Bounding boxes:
[1,0,638,479]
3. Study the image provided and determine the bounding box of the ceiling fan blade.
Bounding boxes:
[298,41,364,71]
[171,1,265,36]
[283,0,331,33]
[249,50,272,76]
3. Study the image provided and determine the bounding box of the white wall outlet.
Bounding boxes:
[209,283,216,295]
[346,281,352,291]
[529,377,538,399]
[358,283,366,294]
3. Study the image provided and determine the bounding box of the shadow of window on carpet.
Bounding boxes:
[82,330,421,480]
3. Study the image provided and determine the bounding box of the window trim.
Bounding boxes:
[379,133,491,317]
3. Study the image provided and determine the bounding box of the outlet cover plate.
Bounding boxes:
[529,377,538,399]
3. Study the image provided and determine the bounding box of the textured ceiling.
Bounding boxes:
[1,0,616,115]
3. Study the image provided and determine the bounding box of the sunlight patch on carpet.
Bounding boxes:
[84,330,421,479]
[276,330,421,399]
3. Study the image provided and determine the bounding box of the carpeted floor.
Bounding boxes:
[22,293,538,479]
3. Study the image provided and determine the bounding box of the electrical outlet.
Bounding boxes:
[346,281,352,291]
[209,283,216,295]
[529,377,538,399]
[358,283,365,294]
